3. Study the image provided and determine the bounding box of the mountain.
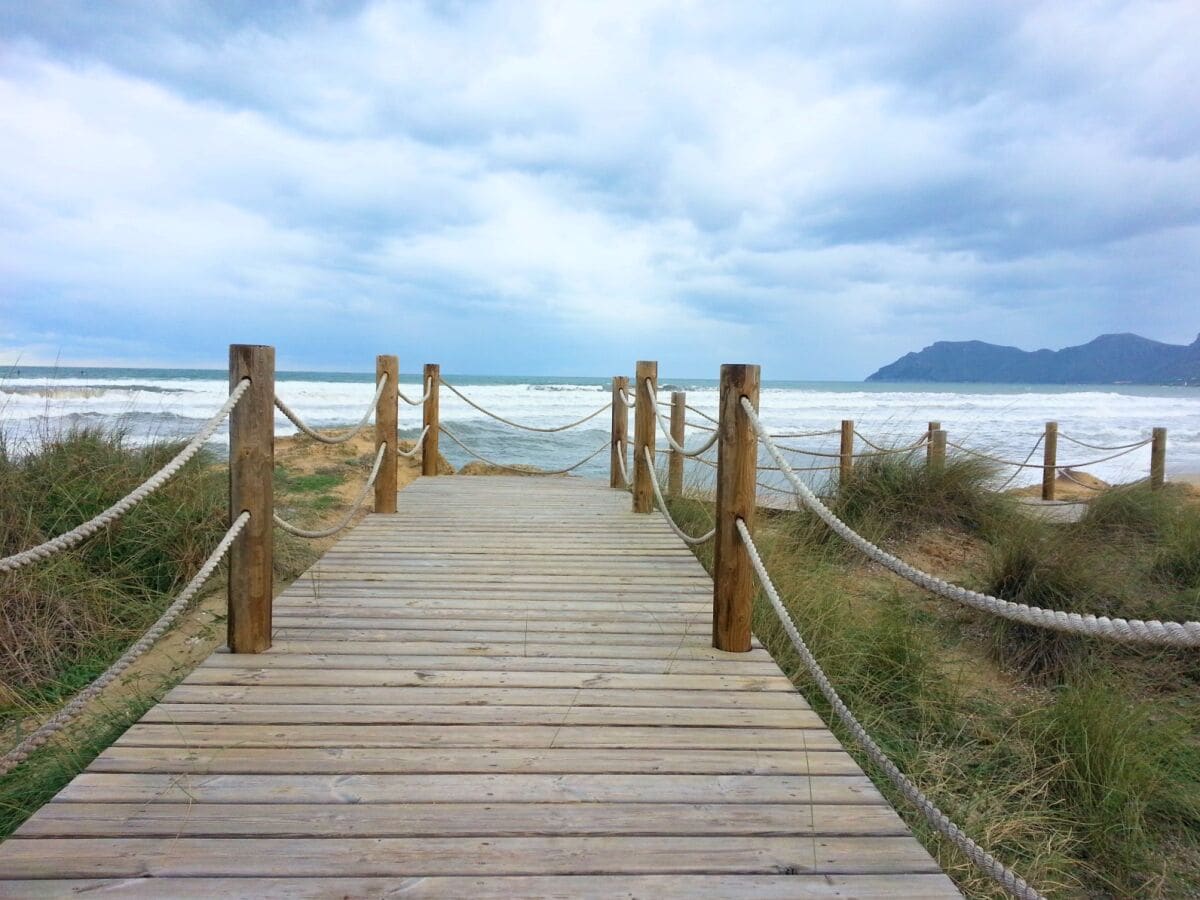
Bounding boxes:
[866,332,1200,385]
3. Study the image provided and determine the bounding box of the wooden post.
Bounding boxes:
[668,391,686,498]
[632,360,658,513]
[610,375,629,489]
[1042,421,1058,501]
[228,344,274,654]
[927,421,940,466]
[1151,427,1167,490]
[374,355,398,513]
[839,419,854,484]
[713,364,760,653]
[930,429,946,473]
[421,363,440,477]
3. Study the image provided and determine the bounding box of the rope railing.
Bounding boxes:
[273,443,388,539]
[735,517,1042,900]
[742,396,1200,647]
[995,433,1046,493]
[946,438,1150,470]
[397,426,429,458]
[642,447,715,545]
[439,424,609,475]
[685,404,718,424]
[644,379,720,457]
[441,379,612,433]
[1058,432,1151,452]
[274,373,387,445]
[0,379,251,574]
[397,377,433,406]
[0,511,250,777]
[853,431,929,454]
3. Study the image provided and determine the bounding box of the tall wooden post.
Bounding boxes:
[632,360,658,513]
[610,376,629,489]
[228,344,274,654]
[1151,427,1167,490]
[421,363,440,477]
[839,420,854,484]
[713,364,760,653]
[1042,421,1058,501]
[930,429,946,473]
[668,391,686,498]
[927,421,941,466]
[374,355,398,513]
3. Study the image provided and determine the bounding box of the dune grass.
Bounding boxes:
[0,424,318,839]
[666,456,1200,897]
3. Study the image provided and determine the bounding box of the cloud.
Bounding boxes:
[1,0,1198,376]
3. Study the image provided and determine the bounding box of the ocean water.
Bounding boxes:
[2,365,1197,492]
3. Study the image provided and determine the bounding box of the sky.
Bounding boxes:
[1,1,1198,378]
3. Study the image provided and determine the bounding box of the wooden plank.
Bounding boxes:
[113,724,844,750]
[20,802,910,838]
[87,746,862,776]
[0,836,944,877]
[0,874,962,898]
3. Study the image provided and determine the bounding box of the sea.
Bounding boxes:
[2,366,1197,494]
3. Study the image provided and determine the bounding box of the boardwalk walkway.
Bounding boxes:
[0,476,958,897]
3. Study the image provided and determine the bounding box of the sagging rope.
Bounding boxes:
[397,426,429,458]
[442,380,612,433]
[273,443,387,539]
[735,518,1042,900]
[685,404,718,424]
[274,373,387,446]
[615,442,631,486]
[0,511,250,777]
[853,431,929,454]
[642,447,715,545]
[995,433,1045,493]
[644,380,720,457]
[742,396,1200,647]
[0,380,251,574]
[947,438,1151,470]
[439,425,609,475]
[397,377,433,406]
[1058,433,1150,452]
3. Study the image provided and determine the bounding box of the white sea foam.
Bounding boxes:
[1,371,1196,488]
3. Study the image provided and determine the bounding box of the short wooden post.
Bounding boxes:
[610,375,629,489]
[839,419,854,484]
[668,391,685,498]
[421,363,440,477]
[632,360,658,513]
[1042,421,1058,501]
[927,421,941,465]
[374,354,398,513]
[713,364,760,653]
[929,428,946,473]
[228,344,274,654]
[1151,427,1167,490]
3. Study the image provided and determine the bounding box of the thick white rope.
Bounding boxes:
[620,387,636,408]
[0,380,251,574]
[644,380,720,457]
[615,442,631,487]
[439,425,609,475]
[0,511,250,776]
[397,378,433,406]
[642,447,715,545]
[441,380,611,433]
[742,397,1200,647]
[272,443,387,539]
[397,426,429,458]
[995,433,1045,493]
[735,518,1042,900]
[1058,469,1108,492]
[947,438,1150,470]
[853,431,930,454]
[1058,433,1151,452]
[274,374,387,446]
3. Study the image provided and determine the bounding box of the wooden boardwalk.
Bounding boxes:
[0,476,958,897]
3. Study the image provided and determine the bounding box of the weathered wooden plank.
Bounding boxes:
[20,801,910,837]
[0,836,944,877]
[0,874,962,898]
[87,746,860,776]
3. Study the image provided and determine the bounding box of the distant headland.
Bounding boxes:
[867,332,1200,385]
